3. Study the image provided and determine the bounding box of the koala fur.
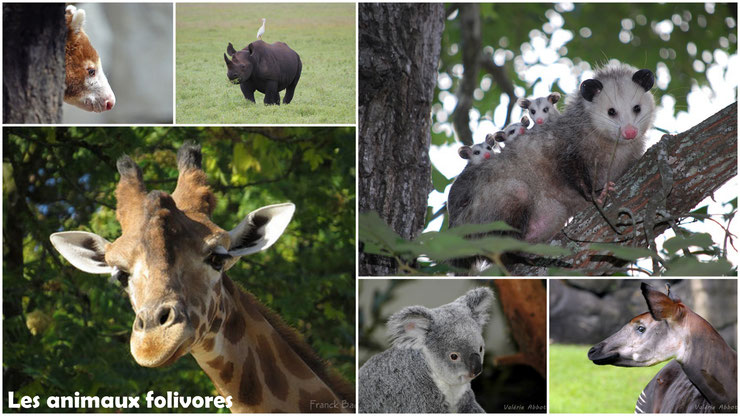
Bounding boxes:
[359,287,494,413]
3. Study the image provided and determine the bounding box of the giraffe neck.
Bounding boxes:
[189,275,351,413]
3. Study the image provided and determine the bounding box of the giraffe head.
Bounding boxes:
[50,143,295,368]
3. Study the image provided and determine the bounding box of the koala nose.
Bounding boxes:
[469,353,482,376]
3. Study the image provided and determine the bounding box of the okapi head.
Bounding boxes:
[64,5,115,112]
[50,143,295,367]
[588,282,689,367]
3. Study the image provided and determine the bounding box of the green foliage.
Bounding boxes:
[176,3,355,124]
[3,127,355,412]
[549,344,668,413]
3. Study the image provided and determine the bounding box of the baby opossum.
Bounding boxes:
[518,93,561,125]
[491,116,530,145]
[448,62,655,243]
[458,135,496,166]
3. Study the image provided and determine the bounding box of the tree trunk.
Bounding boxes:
[3,4,66,123]
[511,102,738,275]
[358,4,445,276]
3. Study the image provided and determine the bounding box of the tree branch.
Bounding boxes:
[452,4,481,146]
[511,102,738,275]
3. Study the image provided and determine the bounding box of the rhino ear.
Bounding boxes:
[226,42,236,56]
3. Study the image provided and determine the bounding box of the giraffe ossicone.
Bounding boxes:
[50,142,354,413]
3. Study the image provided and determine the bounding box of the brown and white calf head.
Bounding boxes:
[64,5,115,112]
[588,283,688,367]
[50,143,294,367]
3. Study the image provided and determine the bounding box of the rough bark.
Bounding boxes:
[511,102,738,275]
[492,280,546,378]
[452,4,480,146]
[3,3,66,123]
[358,4,445,276]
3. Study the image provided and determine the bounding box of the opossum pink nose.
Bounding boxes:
[519,128,525,134]
[623,125,638,140]
[484,153,491,159]
[536,118,544,124]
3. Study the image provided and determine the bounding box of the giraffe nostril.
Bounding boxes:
[134,315,145,331]
[158,306,173,326]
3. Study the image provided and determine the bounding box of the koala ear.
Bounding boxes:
[387,306,433,350]
[518,98,530,109]
[459,287,494,327]
[458,146,472,160]
[548,92,561,104]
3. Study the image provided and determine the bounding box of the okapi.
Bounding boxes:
[50,143,354,412]
[588,282,737,413]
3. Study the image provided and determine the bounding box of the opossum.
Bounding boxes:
[448,62,655,244]
[458,135,496,166]
[518,93,560,125]
[491,116,530,145]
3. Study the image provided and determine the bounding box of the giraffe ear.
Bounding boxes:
[227,202,295,257]
[50,231,113,274]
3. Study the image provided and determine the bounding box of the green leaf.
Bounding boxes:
[431,165,452,193]
[445,221,518,236]
[589,243,658,261]
[663,257,735,276]
[663,233,715,254]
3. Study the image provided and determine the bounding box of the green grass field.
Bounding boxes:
[550,344,668,413]
[176,3,355,124]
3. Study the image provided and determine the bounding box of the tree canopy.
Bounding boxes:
[3,127,355,412]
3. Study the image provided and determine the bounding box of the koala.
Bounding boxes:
[493,116,530,145]
[458,135,497,166]
[359,287,494,413]
[518,93,561,125]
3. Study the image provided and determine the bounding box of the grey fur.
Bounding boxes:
[359,287,494,413]
[493,116,530,145]
[519,92,561,125]
[448,62,656,242]
[459,135,496,166]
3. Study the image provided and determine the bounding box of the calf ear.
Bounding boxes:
[228,203,295,257]
[50,231,113,274]
[387,306,433,350]
[66,5,86,34]
[226,42,236,56]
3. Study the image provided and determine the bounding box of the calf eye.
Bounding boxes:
[449,353,459,361]
[636,325,646,333]
[206,252,231,271]
[88,68,96,77]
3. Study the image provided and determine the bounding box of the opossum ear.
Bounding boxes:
[632,69,654,92]
[458,146,472,159]
[226,42,237,56]
[494,131,506,142]
[580,79,603,102]
[520,116,530,127]
[548,92,561,104]
[518,98,531,109]
[484,134,497,146]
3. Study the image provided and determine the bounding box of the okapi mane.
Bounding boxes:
[225,276,355,403]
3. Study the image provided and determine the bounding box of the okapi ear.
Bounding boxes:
[641,282,684,322]
[50,231,113,274]
[458,146,472,159]
[227,203,295,257]
[458,287,494,327]
[387,306,433,350]
[226,42,237,56]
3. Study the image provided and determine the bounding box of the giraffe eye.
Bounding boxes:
[113,268,130,287]
[206,252,231,271]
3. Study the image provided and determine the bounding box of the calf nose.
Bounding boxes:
[133,302,183,332]
[469,353,482,376]
[105,95,116,111]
